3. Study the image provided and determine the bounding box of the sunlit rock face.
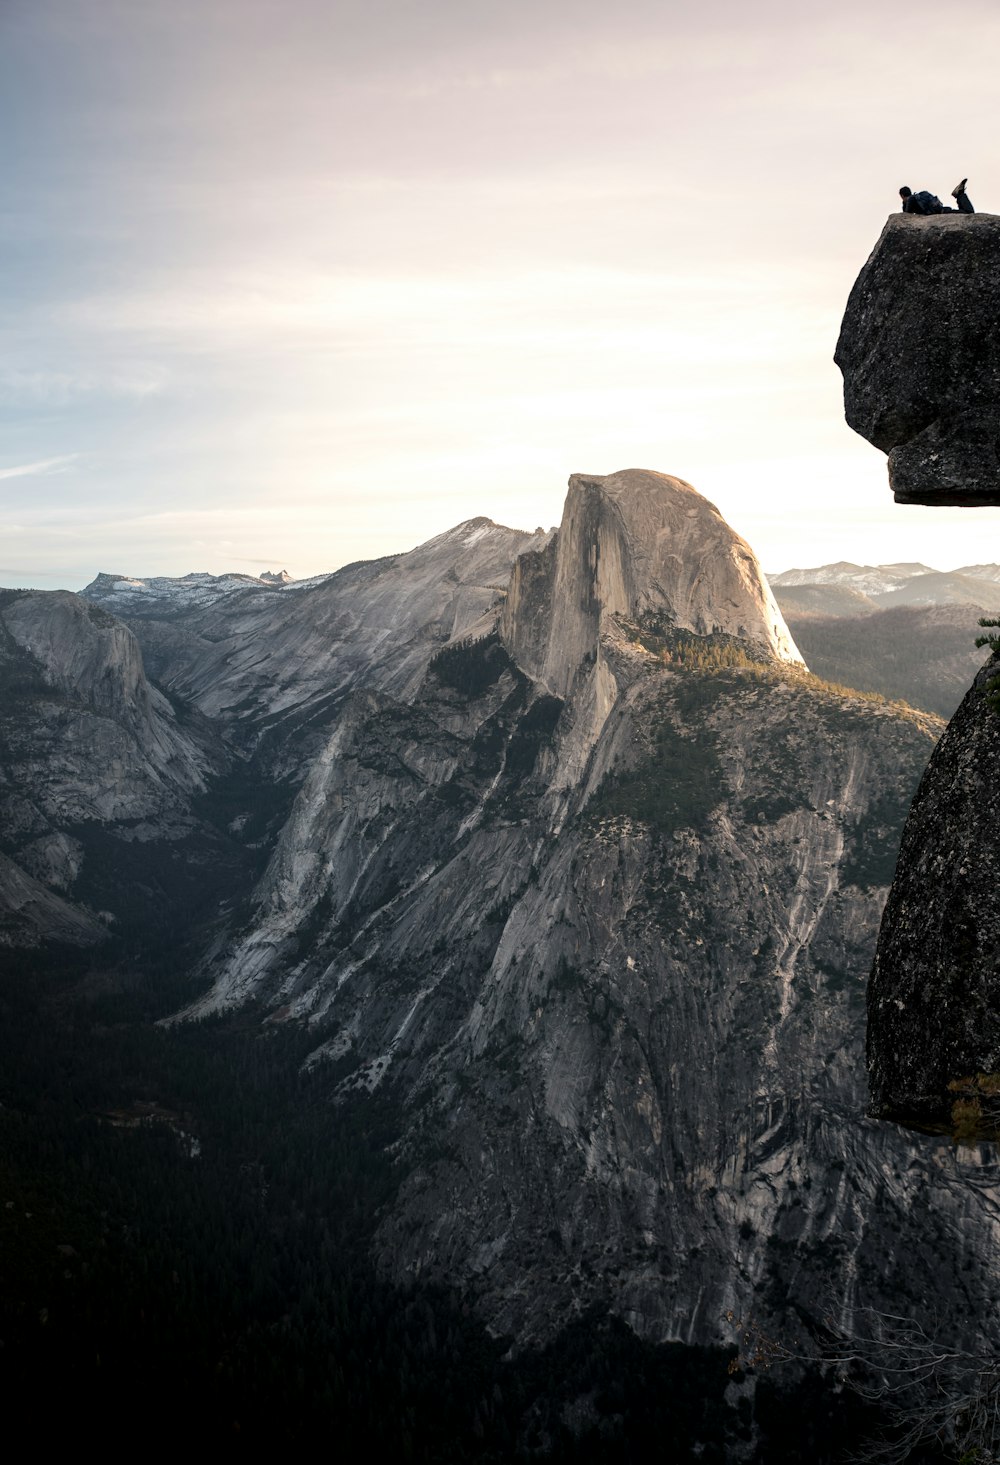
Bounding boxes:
[835,213,1000,505]
[868,653,1000,1128]
[498,467,801,801]
[502,469,801,698]
[197,469,805,1014]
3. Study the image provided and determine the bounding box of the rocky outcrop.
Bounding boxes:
[835,213,1000,504]
[868,652,1000,1127]
[499,468,800,805]
[0,588,226,945]
[0,849,105,947]
[502,470,801,695]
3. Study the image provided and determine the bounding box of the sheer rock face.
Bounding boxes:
[0,590,223,945]
[502,469,801,697]
[497,468,801,805]
[0,591,213,823]
[868,654,1000,1125]
[835,213,1000,505]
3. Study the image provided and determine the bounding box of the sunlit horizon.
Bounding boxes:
[5,0,1000,591]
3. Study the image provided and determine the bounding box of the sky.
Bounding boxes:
[5,0,1000,589]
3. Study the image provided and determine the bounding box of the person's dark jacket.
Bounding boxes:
[903,190,944,214]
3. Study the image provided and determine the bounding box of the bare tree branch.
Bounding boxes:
[727,1304,1000,1464]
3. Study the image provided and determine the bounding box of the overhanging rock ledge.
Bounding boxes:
[836,212,1000,506]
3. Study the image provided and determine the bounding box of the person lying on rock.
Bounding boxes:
[899,179,975,214]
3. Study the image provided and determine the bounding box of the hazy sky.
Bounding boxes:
[5,0,1000,588]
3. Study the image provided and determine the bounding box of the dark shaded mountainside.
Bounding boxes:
[867,651,1000,1132]
[3,470,998,1457]
[778,603,987,721]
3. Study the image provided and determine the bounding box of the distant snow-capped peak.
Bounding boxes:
[81,569,297,612]
[768,561,936,596]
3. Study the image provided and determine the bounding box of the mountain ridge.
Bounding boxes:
[7,467,999,1420]
[769,559,1000,608]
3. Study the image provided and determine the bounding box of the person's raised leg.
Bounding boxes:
[953,178,975,213]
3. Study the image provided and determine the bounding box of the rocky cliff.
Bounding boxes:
[838,223,1000,1134]
[166,470,1000,1358]
[868,652,1000,1129]
[0,588,231,948]
[835,213,1000,504]
[502,470,799,694]
[194,469,803,1014]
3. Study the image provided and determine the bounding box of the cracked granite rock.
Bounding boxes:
[868,651,1000,1127]
[835,213,1000,505]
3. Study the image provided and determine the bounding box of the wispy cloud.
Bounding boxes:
[0,566,71,580]
[0,455,78,483]
[0,363,165,405]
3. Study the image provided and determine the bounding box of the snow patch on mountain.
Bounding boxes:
[769,560,1000,610]
[83,569,297,613]
[768,561,935,596]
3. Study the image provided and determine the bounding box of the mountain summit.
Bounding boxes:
[503,469,800,700]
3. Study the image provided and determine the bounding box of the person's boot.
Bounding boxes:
[952,179,975,213]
